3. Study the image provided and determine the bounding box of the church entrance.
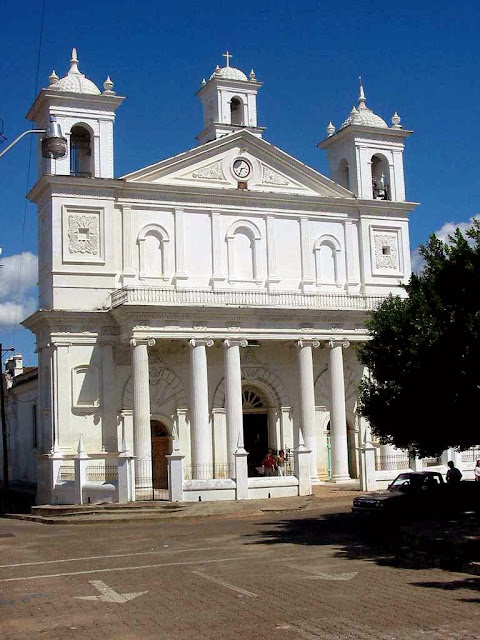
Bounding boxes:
[242,386,269,477]
[150,420,171,491]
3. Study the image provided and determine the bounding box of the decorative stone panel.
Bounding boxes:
[62,205,105,264]
[370,227,403,275]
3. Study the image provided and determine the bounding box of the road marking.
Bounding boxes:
[291,565,358,581]
[191,570,258,598]
[0,554,260,583]
[75,580,147,603]
[0,545,234,569]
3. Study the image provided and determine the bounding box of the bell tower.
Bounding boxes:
[196,52,264,145]
[26,48,124,179]
[317,83,412,202]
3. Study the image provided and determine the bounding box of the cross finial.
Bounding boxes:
[222,51,232,67]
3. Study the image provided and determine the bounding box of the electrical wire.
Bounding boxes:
[10,0,46,353]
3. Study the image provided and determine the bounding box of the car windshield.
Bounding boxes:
[390,473,413,488]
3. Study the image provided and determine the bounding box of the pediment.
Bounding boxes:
[122,131,353,199]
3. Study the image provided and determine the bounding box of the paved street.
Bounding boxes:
[0,499,479,640]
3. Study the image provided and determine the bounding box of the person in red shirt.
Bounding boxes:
[262,451,276,476]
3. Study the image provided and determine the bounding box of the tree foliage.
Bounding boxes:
[358,220,480,457]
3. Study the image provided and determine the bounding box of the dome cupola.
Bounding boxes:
[48,48,101,95]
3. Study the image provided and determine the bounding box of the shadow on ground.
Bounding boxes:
[245,510,480,600]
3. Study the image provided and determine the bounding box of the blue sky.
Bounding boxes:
[1,0,479,364]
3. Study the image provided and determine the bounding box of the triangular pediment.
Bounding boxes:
[122,131,354,199]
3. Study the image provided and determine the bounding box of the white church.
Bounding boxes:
[6,48,454,506]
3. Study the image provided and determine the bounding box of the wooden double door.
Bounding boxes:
[151,420,172,490]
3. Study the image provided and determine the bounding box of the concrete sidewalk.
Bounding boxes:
[4,483,360,525]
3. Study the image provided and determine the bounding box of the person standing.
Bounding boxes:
[474,459,480,482]
[262,451,276,476]
[446,460,462,485]
[276,450,286,476]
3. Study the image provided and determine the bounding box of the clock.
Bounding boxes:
[232,158,251,179]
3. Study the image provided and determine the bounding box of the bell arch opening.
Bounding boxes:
[70,125,93,177]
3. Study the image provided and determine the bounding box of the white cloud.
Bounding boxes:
[411,215,480,274]
[0,297,37,327]
[0,252,38,300]
[0,252,38,327]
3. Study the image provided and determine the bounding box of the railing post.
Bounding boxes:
[234,434,249,501]
[166,439,185,502]
[74,437,89,505]
[117,437,135,503]
[359,433,377,491]
[48,450,64,505]
[294,429,312,496]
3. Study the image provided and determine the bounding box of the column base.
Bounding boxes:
[330,475,355,484]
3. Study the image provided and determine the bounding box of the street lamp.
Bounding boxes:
[0,116,67,160]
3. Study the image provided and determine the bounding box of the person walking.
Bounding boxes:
[262,451,276,476]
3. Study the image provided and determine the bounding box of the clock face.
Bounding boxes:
[233,158,251,179]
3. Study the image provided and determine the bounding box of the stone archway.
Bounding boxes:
[122,365,187,417]
[213,365,289,409]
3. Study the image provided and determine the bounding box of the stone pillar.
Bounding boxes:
[223,339,248,476]
[74,437,89,505]
[189,339,214,479]
[328,340,351,482]
[358,423,377,492]
[130,338,155,497]
[167,439,185,502]
[234,431,249,501]
[296,340,320,479]
[294,429,312,496]
[117,436,135,503]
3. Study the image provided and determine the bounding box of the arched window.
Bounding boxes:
[338,159,350,190]
[230,97,244,126]
[314,235,342,287]
[371,154,390,200]
[138,225,170,280]
[70,125,92,177]
[226,220,261,283]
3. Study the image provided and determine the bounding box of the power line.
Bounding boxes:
[11,0,46,351]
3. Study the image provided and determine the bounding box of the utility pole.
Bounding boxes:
[0,343,15,492]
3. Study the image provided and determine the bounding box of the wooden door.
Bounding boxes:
[152,436,170,489]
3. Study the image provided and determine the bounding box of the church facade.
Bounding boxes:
[17,50,418,504]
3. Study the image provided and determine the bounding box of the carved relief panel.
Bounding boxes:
[62,205,105,264]
[370,227,403,276]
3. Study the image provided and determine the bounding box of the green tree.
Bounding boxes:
[358,220,480,457]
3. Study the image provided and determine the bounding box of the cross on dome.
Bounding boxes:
[222,51,233,67]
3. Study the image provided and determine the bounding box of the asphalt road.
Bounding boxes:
[0,500,479,640]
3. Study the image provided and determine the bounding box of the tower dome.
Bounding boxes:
[49,48,101,95]
[210,65,248,82]
[339,83,387,129]
[209,51,249,82]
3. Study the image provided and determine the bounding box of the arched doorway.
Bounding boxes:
[242,385,269,476]
[150,420,171,490]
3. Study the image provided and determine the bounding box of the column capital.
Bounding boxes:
[130,338,156,348]
[296,339,320,349]
[223,339,248,349]
[189,338,214,348]
[327,339,350,349]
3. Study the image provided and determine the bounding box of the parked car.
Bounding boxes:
[352,471,445,518]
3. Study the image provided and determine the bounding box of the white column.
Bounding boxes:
[328,339,351,482]
[189,339,214,479]
[102,343,117,452]
[296,340,320,479]
[130,338,155,496]
[223,339,248,475]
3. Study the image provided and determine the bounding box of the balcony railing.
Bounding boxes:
[110,286,386,312]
